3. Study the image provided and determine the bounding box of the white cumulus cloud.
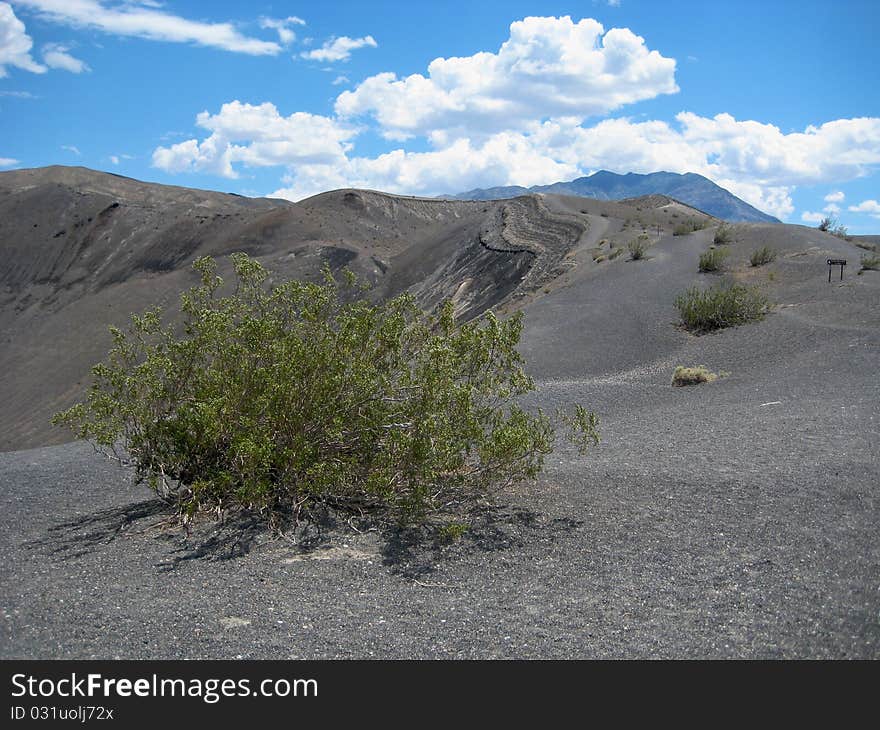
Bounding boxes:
[0,156,19,166]
[848,199,880,218]
[151,100,356,178]
[271,134,581,201]
[801,211,825,223]
[144,16,880,221]
[335,16,678,139]
[301,35,377,62]
[824,190,844,203]
[0,1,46,76]
[42,42,89,72]
[524,113,880,219]
[14,0,280,55]
[153,99,880,220]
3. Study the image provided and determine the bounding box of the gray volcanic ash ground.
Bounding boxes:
[0,167,877,658]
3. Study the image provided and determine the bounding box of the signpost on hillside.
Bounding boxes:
[827,258,846,282]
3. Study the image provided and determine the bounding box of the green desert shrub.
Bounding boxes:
[750,246,777,267]
[53,254,598,529]
[698,247,728,272]
[673,223,692,236]
[437,521,469,543]
[671,366,719,387]
[860,252,880,271]
[627,234,649,260]
[713,223,734,244]
[674,219,708,236]
[674,282,770,332]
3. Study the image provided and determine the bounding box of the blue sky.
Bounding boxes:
[1,0,879,231]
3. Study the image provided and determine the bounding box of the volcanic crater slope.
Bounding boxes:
[0,167,587,451]
[1,166,878,659]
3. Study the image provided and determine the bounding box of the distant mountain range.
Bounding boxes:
[448,170,780,223]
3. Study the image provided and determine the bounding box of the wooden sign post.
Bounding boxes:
[827,258,846,282]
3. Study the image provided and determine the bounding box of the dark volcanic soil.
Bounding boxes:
[1,344,876,658]
[0,169,878,658]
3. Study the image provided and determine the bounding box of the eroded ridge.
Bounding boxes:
[479,195,587,295]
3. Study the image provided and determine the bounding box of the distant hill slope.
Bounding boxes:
[0,166,589,450]
[449,170,780,223]
[3,165,873,453]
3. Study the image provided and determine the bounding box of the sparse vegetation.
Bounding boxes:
[608,247,623,260]
[437,521,469,543]
[673,219,707,236]
[698,247,728,272]
[713,223,734,244]
[818,216,852,241]
[53,254,599,531]
[859,252,880,271]
[675,283,770,332]
[672,366,719,387]
[627,234,649,260]
[750,246,777,267]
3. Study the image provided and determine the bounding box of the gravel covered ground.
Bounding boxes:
[1,225,878,659]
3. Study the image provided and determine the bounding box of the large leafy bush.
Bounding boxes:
[55,254,597,528]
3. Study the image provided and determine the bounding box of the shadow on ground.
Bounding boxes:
[24,496,583,578]
[380,505,583,579]
[25,498,170,559]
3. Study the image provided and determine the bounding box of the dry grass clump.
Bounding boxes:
[859,252,880,272]
[750,246,777,267]
[673,219,707,236]
[627,235,649,260]
[672,366,718,387]
[699,247,728,272]
[713,223,734,244]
